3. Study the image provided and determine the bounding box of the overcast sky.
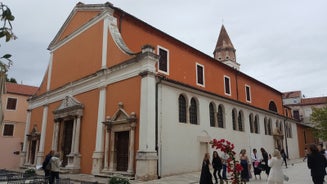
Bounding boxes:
[2,0,327,98]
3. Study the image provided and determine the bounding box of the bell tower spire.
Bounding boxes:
[213,25,240,70]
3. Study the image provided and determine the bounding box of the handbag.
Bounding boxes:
[45,161,51,170]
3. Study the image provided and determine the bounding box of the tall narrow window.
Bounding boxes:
[189,98,198,125]
[268,119,272,135]
[238,111,243,131]
[245,85,251,102]
[178,95,187,123]
[254,115,259,133]
[264,117,268,135]
[6,97,17,110]
[158,46,169,74]
[217,105,224,128]
[232,108,237,130]
[249,114,254,133]
[196,63,204,86]
[224,76,231,95]
[3,124,14,136]
[279,121,283,133]
[209,103,215,127]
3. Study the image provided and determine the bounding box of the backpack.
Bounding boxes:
[45,160,51,170]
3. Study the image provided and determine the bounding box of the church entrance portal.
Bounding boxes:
[116,131,129,171]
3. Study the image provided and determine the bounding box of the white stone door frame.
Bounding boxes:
[102,102,136,176]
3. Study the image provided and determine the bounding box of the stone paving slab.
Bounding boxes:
[8,158,315,183]
[62,158,317,184]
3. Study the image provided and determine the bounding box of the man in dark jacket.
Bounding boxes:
[308,144,327,184]
[42,150,54,177]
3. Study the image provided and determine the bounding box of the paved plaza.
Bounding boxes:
[59,158,320,184]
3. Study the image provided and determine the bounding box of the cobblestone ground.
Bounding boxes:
[58,158,321,184]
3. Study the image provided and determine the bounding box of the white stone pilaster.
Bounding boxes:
[20,110,31,167]
[103,128,110,170]
[52,122,60,151]
[74,116,81,154]
[70,118,76,154]
[127,123,136,174]
[92,86,106,174]
[46,53,53,91]
[138,72,156,152]
[108,131,115,172]
[136,46,159,180]
[101,17,109,68]
[37,105,48,165]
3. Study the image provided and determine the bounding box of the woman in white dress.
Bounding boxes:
[267,149,284,184]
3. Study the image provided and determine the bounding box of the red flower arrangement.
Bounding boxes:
[211,139,243,184]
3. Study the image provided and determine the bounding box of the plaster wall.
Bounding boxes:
[157,83,299,176]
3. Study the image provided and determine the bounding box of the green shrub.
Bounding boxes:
[108,176,130,184]
[24,168,36,177]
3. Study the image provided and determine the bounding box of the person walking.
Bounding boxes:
[251,148,261,179]
[49,152,61,184]
[307,144,327,184]
[221,151,229,181]
[267,149,284,184]
[42,150,54,178]
[240,149,250,183]
[280,149,288,168]
[200,153,213,184]
[260,147,270,176]
[212,151,222,184]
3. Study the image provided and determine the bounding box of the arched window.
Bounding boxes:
[269,101,277,112]
[264,117,268,135]
[254,115,259,133]
[178,95,187,123]
[238,111,243,131]
[249,113,254,133]
[232,108,237,130]
[217,105,224,128]
[268,118,272,135]
[279,121,283,133]
[209,102,215,127]
[189,98,198,125]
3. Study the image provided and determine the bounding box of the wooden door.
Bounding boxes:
[116,131,129,171]
[61,120,73,166]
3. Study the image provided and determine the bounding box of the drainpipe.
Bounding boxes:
[284,118,289,158]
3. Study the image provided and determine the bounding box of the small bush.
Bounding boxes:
[24,168,36,177]
[108,176,130,184]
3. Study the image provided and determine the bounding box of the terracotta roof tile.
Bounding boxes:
[5,82,38,96]
[301,97,327,105]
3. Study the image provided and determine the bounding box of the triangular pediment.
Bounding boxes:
[106,102,136,124]
[112,103,130,122]
[48,3,114,50]
[53,96,84,120]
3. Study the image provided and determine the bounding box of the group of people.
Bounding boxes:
[199,147,288,184]
[42,150,62,184]
[200,142,327,184]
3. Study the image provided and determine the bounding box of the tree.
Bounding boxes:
[311,106,327,141]
[0,2,16,126]
[0,2,16,72]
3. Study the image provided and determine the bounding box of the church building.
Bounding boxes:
[20,2,299,180]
